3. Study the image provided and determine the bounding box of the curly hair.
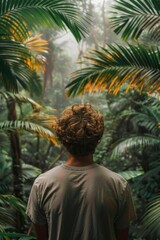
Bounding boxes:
[54,103,104,156]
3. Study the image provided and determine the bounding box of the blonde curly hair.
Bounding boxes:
[54,103,104,156]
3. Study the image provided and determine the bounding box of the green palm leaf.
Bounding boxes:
[0,0,88,42]
[0,91,42,110]
[0,120,57,145]
[118,170,144,180]
[0,40,30,61]
[0,40,39,92]
[111,135,160,158]
[66,45,160,96]
[0,232,35,239]
[132,112,160,136]
[22,163,41,180]
[110,0,160,41]
[0,207,15,226]
[0,194,26,227]
[141,195,160,237]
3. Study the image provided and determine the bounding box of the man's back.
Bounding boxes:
[26,163,136,240]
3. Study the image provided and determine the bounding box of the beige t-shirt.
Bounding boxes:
[26,163,136,240]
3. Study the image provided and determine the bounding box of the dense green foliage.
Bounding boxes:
[0,0,160,239]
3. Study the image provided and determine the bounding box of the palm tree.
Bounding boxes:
[0,91,58,232]
[0,0,88,92]
[66,0,160,237]
[0,0,89,198]
[0,92,57,189]
[66,0,160,96]
[110,94,160,238]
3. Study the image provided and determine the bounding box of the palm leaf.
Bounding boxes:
[24,34,48,54]
[0,42,35,92]
[0,194,25,214]
[0,40,30,62]
[111,135,160,158]
[0,232,36,239]
[0,194,26,227]
[110,0,160,41]
[0,207,15,226]
[0,91,42,110]
[66,44,160,96]
[0,120,57,145]
[118,169,144,180]
[0,0,89,42]
[132,112,160,136]
[22,163,41,180]
[141,195,160,237]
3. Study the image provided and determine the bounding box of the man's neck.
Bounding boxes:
[66,153,94,167]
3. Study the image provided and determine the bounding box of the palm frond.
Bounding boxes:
[0,132,9,147]
[0,0,89,42]
[132,112,160,136]
[118,169,144,180]
[0,91,42,110]
[141,26,160,44]
[0,194,26,227]
[0,194,25,214]
[0,40,30,61]
[110,0,160,41]
[24,34,48,54]
[66,45,160,97]
[25,113,57,129]
[22,163,41,180]
[0,207,15,226]
[0,120,58,145]
[111,135,160,158]
[141,195,160,237]
[0,232,36,239]
[0,39,46,92]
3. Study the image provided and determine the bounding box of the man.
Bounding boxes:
[26,103,136,240]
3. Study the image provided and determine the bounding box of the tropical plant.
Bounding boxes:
[0,0,89,93]
[66,0,160,96]
[0,91,58,234]
[0,0,88,200]
[0,0,89,236]
[0,194,26,230]
[66,1,160,237]
[107,94,160,238]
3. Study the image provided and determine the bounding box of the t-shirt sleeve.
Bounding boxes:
[26,181,47,225]
[115,182,137,229]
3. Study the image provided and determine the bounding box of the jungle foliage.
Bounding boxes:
[0,0,160,239]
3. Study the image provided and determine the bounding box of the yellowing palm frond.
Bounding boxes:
[24,34,48,54]
[0,91,42,111]
[66,45,160,97]
[0,121,58,145]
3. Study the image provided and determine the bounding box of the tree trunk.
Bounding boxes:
[7,99,24,231]
[7,100,22,199]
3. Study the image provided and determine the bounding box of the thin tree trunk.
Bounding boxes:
[7,100,22,199]
[7,99,24,231]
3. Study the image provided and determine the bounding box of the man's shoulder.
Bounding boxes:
[98,165,127,186]
[34,165,63,185]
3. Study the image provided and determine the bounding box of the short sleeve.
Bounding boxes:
[26,181,47,225]
[115,182,137,229]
